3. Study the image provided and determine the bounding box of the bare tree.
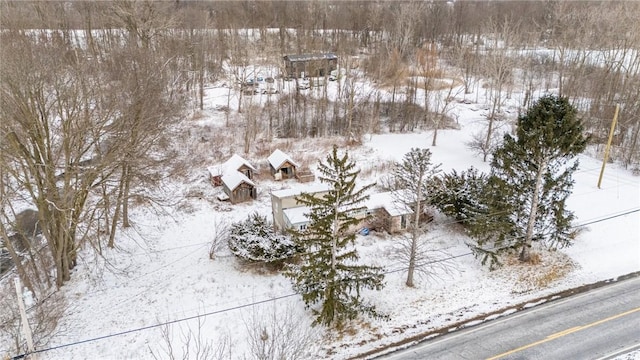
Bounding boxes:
[416,44,437,129]
[466,129,502,162]
[1,1,187,286]
[431,79,463,146]
[243,302,321,360]
[149,317,230,360]
[0,284,67,356]
[390,234,458,286]
[0,28,120,287]
[389,148,441,287]
[479,16,519,161]
[385,2,425,61]
[108,1,187,233]
[209,218,230,260]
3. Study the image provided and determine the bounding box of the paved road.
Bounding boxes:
[379,276,640,360]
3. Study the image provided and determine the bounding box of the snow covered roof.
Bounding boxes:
[283,206,311,225]
[268,149,299,170]
[283,53,337,62]
[383,202,414,217]
[273,187,412,216]
[221,171,255,191]
[270,183,331,199]
[207,154,256,177]
[366,192,414,216]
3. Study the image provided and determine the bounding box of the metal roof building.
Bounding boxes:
[283,53,338,79]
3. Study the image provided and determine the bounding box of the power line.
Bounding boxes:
[10,207,639,360]
[573,207,640,227]
[14,292,299,360]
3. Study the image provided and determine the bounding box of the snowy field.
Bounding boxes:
[2,75,639,360]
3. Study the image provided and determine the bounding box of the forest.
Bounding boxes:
[1,1,639,358]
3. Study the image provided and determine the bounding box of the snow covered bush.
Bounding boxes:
[227,213,298,265]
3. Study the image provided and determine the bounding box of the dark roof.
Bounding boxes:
[283,53,337,62]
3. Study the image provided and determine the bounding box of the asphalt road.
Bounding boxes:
[378,275,640,360]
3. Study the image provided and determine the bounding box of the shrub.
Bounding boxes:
[228,213,298,265]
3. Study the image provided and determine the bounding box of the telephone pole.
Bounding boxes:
[14,278,35,359]
[597,104,620,189]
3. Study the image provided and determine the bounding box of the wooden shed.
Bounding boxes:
[267,149,299,180]
[283,53,338,79]
[222,171,257,204]
[207,154,257,187]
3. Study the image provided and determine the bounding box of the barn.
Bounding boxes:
[283,53,338,79]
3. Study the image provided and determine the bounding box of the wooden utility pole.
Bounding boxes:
[14,277,35,358]
[597,104,620,188]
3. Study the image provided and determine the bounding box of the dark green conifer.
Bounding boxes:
[285,146,385,327]
[474,95,587,265]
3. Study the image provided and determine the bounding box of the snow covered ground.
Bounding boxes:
[2,76,639,360]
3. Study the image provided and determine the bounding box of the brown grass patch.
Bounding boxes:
[190,110,207,120]
[359,159,396,179]
[493,248,578,295]
[234,259,285,276]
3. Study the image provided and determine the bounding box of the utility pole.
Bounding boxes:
[597,104,620,188]
[14,278,35,359]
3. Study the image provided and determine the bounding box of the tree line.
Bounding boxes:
[0,1,614,352]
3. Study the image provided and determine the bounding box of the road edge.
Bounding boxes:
[350,271,640,360]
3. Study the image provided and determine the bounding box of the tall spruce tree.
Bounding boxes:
[284,146,385,327]
[476,95,587,264]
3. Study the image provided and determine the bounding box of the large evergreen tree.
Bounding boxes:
[284,146,385,327]
[475,95,587,264]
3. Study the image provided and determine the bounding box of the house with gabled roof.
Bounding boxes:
[268,149,299,181]
[270,183,331,231]
[220,171,257,204]
[363,192,414,233]
[207,154,257,187]
[207,154,258,204]
[270,185,413,234]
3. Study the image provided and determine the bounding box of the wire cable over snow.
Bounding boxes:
[9,207,639,359]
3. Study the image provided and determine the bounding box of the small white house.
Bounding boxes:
[270,186,414,233]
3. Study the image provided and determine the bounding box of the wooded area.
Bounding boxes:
[0,0,640,358]
[0,0,639,351]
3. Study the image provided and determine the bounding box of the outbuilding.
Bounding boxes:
[283,53,338,79]
[207,154,257,187]
[221,171,257,204]
[267,149,299,180]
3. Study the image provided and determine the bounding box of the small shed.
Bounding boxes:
[208,154,257,187]
[222,171,257,204]
[268,149,299,180]
[283,53,338,79]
